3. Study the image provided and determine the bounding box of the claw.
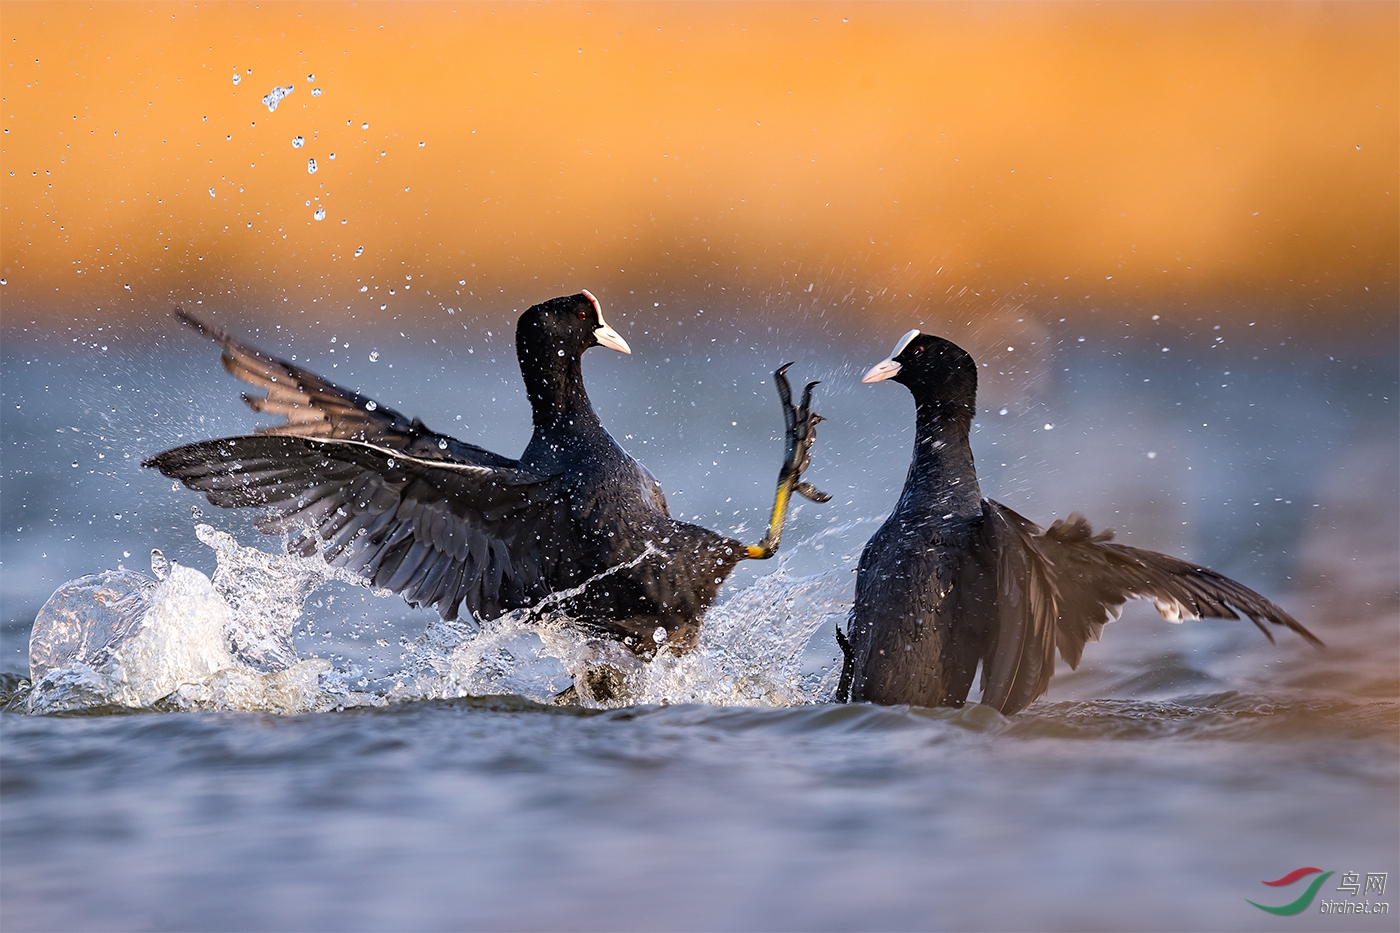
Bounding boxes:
[746,365,830,559]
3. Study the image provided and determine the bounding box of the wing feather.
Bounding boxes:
[1038,512,1323,667]
[145,434,571,622]
[174,308,518,469]
[979,501,1060,715]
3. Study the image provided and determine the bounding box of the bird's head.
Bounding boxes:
[517,289,631,364]
[861,329,978,412]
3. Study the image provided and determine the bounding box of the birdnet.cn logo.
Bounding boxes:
[1248,867,1390,916]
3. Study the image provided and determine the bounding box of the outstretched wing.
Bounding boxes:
[978,501,1060,715]
[1036,512,1323,667]
[175,308,516,469]
[977,501,1322,716]
[145,435,575,622]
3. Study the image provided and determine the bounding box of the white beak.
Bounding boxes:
[582,289,631,355]
[862,359,901,383]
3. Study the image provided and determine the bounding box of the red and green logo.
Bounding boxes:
[1248,867,1334,915]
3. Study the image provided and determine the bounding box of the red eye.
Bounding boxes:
[577,310,587,320]
[913,345,925,355]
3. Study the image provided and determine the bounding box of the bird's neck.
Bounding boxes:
[523,354,602,432]
[899,400,982,519]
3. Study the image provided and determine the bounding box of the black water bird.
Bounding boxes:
[146,292,828,653]
[838,329,1321,714]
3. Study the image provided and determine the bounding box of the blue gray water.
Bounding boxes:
[2,309,1397,930]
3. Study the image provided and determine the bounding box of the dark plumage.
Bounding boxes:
[146,292,828,654]
[839,329,1322,714]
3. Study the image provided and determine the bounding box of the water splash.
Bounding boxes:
[20,521,865,716]
[395,525,867,709]
[23,525,386,714]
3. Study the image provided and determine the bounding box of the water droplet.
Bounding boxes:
[307,158,318,174]
[998,408,1008,416]
[150,548,170,580]
[313,207,326,221]
[232,73,241,85]
[1147,451,1158,459]
[208,187,216,198]
[123,283,131,290]
[366,400,378,411]
[70,460,78,468]
[306,73,315,82]
[261,84,294,112]
[0,278,7,286]
[361,122,369,130]
[292,136,304,148]
[312,87,322,97]
[418,141,425,148]
[369,351,380,362]
[386,458,396,469]
[360,285,368,292]
[653,627,668,644]
[438,439,447,450]
[354,246,364,257]
[328,152,335,160]
[191,505,203,520]
[1043,423,1054,431]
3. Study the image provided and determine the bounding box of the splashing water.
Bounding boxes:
[22,525,386,714]
[391,525,866,709]
[18,520,865,716]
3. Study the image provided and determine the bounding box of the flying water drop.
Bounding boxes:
[313,208,326,221]
[291,136,304,148]
[261,84,294,112]
[307,158,318,174]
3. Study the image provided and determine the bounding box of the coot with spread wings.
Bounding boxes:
[838,330,1321,713]
[146,291,828,653]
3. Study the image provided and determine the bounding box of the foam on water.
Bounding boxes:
[18,522,862,715]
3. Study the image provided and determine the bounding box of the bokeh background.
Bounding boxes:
[1,1,1395,332]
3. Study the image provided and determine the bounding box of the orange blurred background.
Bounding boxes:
[1,1,1395,334]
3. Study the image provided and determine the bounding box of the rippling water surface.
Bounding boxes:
[2,319,1396,930]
